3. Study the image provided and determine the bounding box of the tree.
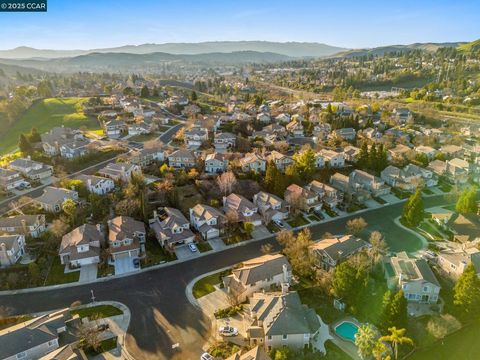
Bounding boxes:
[29,127,41,143]
[62,199,77,225]
[372,340,391,360]
[224,210,239,236]
[332,261,369,309]
[346,217,367,236]
[453,263,480,319]
[190,90,197,101]
[18,133,32,155]
[456,186,478,214]
[369,231,388,265]
[264,161,279,192]
[379,327,413,360]
[28,262,41,283]
[140,85,150,98]
[380,290,408,332]
[244,222,254,238]
[277,229,314,278]
[261,243,273,255]
[123,86,134,96]
[401,189,424,227]
[50,218,69,239]
[292,146,316,180]
[76,321,102,351]
[217,171,237,196]
[356,324,380,359]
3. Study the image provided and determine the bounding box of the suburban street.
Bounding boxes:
[0,194,450,360]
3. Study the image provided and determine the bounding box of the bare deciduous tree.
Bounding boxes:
[346,217,368,236]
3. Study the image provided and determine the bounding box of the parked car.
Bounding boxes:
[133,258,141,268]
[188,243,198,252]
[218,325,238,337]
[274,219,285,228]
[96,323,109,331]
[200,353,214,360]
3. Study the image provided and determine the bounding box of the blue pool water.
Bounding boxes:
[335,321,359,343]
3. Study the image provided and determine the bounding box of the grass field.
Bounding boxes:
[71,305,123,320]
[0,97,101,155]
[45,256,80,285]
[192,270,230,299]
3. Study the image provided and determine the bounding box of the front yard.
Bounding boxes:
[141,239,177,267]
[45,257,80,286]
[128,132,159,142]
[70,304,123,320]
[287,214,310,228]
[192,269,231,299]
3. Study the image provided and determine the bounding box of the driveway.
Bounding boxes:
[174,244,201,260]
[208,238,227,251]
[379,194,401,204]
[364,199,382,209]
[251,225,271,240]
[79,264,98,282]
[114,257,139,275]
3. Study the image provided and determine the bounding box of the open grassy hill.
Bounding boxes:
[0,97,101,155]
[458,39,480,52]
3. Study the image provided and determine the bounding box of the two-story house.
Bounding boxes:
[253,191,289,222]
[149,207,195,249]
[240,153,267,173]
[35,186,79,213]
[285,119,304,137]
[204,152,229,174]
[0,234,26,267]
[306,180,342,208]
[189,204,225,240]
[385,252,441,304]
[184,126,209,149]
[309,235,369,270]
[267,151,294,172]
[284,184,322,213]
[318,149,345,168]
[437,245,480,279]
[59,224,103,269]
[214,132,236,153]
[0,214,46,238]
[349,170,391,197]
[98,163,142,183]
[167,149,197,169]
[104,120,126,138]
[223,254,292,302]
[9,158,53,180]
[59,139,91,159]
[0,168,25,191]
[77,174,115,195]
[223,193,262,226]
[108,216,146,267]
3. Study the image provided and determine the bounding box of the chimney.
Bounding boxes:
[282,264,290,283]
[281,282,289,295]
[21,218,28,235]
[87,178,92,188]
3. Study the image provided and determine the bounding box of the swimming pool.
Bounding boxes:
[334,321,359,343]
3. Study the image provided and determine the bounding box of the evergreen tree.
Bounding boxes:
[140,85,150,98]
[456,186,478,214]
[264,161,279,193]
[402,189,424,226]
[369,143,377,171]
[376,143,388,172]
[454,263,480,319]
[152,86,159,97]
[29,127,41,143]
[18,133,32,155]
[190,90,197,101]
[292,147,316,180]
[358,142,369,168]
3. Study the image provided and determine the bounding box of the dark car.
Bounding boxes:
[133,258,141,268]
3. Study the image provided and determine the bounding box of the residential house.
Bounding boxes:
[104,120,126,138]
[98,162,142,183]
[319,149,345,168]
[393,108,413,124]
[240,152,267,173]
[306,180,342,208]
[404,164,438,187]
[257,113,271,124]
[309,235,369,270]
[59,139,90,159]
[223,254,292,302]
[167,149,197,169]
[312,122,331,140]
[388,144,412,162]
[414,145,437,161]
[245,289,321,351]
[427,159,447,176]
[0,168,25,191]
[381,165,418,191]
[440,144,464,159]
[59,224,102,268]
[77,174,115,195]
[446,158,470,184]
[314,152,325,168]
[184,126,209,149]
[214,132,236,153]
[223,193,262,226]
[385,252,440,304]
[349,170,391,197]
[267,151,293,172]
[10,158,53,180]
[285,119,304,137]
[445,213,480,243]
[332,128,356,141]
[0,214,46,238]
[253,191,289,222]
[226,346,271,360]
[149,207,195,249]
[128,122,152,136]
[40,126,85,156]
[437,245,480,279]
[275,113,291,123]
[189,204,224,240]
[130,148,165,167]
[35,186,79,213]
[284,184,322,212]
[0,234,26,267]
[108,216,146,263]
[204,152,229,174]
[0,309,71,360]
[343,146,360,163]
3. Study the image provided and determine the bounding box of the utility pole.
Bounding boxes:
[90,289,96,303]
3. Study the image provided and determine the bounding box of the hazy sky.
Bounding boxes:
[0,0,478,50]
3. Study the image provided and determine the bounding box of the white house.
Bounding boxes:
[189,204,224,240]
[0,234,26,267]
[204,152,229,174]
[59,224,102,269]
[77,174,115,195]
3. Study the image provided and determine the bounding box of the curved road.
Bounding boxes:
[0,194,449,359]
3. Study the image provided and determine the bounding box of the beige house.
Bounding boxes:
[167,149,197,169]
[59,224,103,269]
[98,162,142,183]
[240,152,267,173]
[223,254,292,302]
[35,187,79,213]
[309,235,369,270]
[0,234,26,267]
[385,252,440,304]
[189,204,224,240]
[437,245,480,279]
[223,193,262,226]
[284,184,322,212]
[0,214,46,238]
[149,207,195,249]
[108,216,146,262]
[253,191,289,222]
[245,289,321,351]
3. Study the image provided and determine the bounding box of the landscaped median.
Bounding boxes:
[70,304,124,320]
[192,269,231,299]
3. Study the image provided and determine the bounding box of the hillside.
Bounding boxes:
[331,42,463,58]
[0,41,346,59]
[458,39,480,52]
[0,97,101,155]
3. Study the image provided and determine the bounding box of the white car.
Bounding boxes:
[274,219,285,228]
[200,353,214,360]
[218,325,238,337]
[188,243,198,252]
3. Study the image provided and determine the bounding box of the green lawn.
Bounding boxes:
[71,305,123,320]
[307,213,322,222]
[0,97,101,155]
[141,239,177,267]
[197,241,212,253]
[192,270,230,299]
[417,221,445,241]
[287,214,310,227]
[45,257,80,286]
[84,336,118,356]
[128,133,159,142]
[409,321,480,360]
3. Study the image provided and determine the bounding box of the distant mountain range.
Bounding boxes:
[0,41,346,59]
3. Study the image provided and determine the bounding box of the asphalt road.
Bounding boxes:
[158,123,184,144]
[0,194,451,359]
